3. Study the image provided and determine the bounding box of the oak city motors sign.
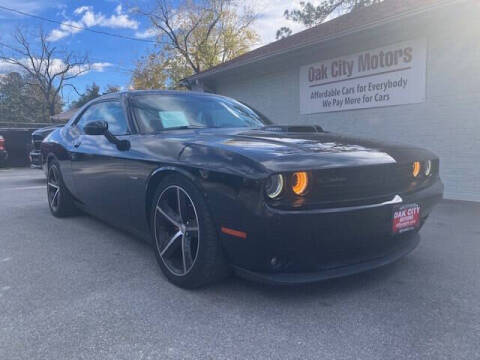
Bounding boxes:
[299,39,426,114]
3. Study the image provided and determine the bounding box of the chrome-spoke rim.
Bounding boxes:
[154,185,200,276]
[48,167,60,211]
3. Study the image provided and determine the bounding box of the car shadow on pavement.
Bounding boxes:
[194,257,410,303]
[77,209,412,302]
[33,188,420,307]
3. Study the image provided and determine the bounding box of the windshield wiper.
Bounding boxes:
[159,125,207,131]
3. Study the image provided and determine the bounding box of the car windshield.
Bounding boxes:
[131,94,271,133]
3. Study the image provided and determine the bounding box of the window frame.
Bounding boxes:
[128,93,270,135]
[72,98,132,136]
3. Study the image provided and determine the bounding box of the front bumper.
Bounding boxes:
[0,150,7,164]
[29,150,42,169]
[233,232,420,285]
[223,178,443,284]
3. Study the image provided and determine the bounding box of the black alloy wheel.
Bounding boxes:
[47,161,76,217]
[154,185,200,276]
[47,165,61,213]
[151,174,228,288]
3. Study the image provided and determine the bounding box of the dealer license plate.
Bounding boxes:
[392,204,421,234]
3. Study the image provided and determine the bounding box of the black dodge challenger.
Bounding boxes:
[41,90,443,288]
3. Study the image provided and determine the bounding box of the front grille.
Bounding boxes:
[311,163,413,203]
[267,161,438,211]
[32,136,42,151]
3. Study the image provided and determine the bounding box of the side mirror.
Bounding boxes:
[83,119,130,151]
[84,120,108,136]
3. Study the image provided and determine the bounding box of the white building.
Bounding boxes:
[184,0,480,201]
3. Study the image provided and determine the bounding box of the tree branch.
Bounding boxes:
[0,27,91,117]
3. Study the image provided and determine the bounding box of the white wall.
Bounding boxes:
[212,8,480,201]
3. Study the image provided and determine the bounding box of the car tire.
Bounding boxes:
[151,174,229,288]
[47,160,77,218]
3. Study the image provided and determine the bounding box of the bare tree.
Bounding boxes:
[133,0,258,87]
[0,27,90,118]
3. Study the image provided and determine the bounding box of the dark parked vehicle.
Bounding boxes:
[41,90,443,288]
[0,135,7,167]
[30,125,63,169]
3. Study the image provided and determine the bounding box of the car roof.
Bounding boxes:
[93,89,227,102]
[70,90,233,126]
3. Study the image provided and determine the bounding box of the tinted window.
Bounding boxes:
[76,101,128,136]
[75,106,96,131]
[131,94,270,134]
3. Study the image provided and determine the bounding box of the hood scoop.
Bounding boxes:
[260,125,324,133]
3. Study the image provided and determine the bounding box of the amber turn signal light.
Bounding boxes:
[412,161,421,177]
[292,172,309,195]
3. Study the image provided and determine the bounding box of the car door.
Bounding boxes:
[70,100,131,227]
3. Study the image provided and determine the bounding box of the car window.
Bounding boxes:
[75,106,96,132]
[131,94,270,134]
[75,101,128,136]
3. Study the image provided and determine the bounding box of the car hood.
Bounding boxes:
[33,125,63,139]
[179,128,437,173]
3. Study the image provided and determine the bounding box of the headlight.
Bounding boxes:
[291,172,309,196]
[424,160,432,176]
[412,161,421,177]
[265,174,284,199]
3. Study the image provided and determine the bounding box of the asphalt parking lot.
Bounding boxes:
[1,168,479,360]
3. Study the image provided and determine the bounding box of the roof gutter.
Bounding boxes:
[186,0,465,82]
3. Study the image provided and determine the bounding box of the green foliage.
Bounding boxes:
[131,54,171,90]
[276,27,293,40]
[0,28,90,118]
[277,0,383,39]
[0,72,62,123]
[131,0,258,89]
[104,84,121,94]
[69,83,121,109]
[69,83,101,109]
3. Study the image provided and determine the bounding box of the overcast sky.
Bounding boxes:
[0,0,315,106]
